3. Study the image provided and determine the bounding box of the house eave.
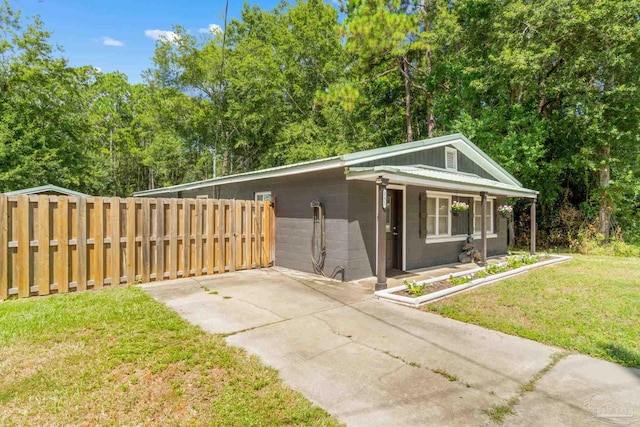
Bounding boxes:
[345,168,538,199]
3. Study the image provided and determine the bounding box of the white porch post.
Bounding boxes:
[530,197,537,255]
[481,191,487,264]
[376,176,389,290]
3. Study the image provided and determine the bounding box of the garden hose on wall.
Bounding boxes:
[310,201,345,281]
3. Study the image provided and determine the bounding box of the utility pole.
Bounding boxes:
[210,147,217,179]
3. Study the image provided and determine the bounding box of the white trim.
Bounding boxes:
[425,193,451,237]
[473,198,494,234]
[346,171,537,198]
[445,146,458,171]
[375,184,406,275]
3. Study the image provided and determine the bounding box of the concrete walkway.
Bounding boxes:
[142,268,640,427]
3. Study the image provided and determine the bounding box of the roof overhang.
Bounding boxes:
[4,184,88,197]
[345,166,538,199]
[133,133,526,197]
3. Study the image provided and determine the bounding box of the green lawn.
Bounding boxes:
[425,255,640,368]
[0,287,339,426]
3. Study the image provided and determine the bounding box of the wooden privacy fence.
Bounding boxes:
[0,195,275,300]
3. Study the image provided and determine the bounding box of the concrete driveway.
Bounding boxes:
[142,268,640,427]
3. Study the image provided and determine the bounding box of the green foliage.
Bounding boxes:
[449,275,472,286]
[485,263,510,275]
[404,279,426,296]
[426,255,640,368]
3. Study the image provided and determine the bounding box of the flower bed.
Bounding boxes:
[375,254,572,307]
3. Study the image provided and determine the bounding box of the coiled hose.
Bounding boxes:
[311,202,345,281]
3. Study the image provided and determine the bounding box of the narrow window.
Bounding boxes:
[474,199,494,234]
[426,195,450,236]
[445,147,458,170]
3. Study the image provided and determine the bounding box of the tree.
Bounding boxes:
[0,2,105,193]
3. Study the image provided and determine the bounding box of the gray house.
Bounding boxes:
[134,134,538,288]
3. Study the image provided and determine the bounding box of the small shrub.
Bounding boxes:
[404,280,426,297]
[450,275,472,285]
[475,269,488,279]
[486,263,510,275]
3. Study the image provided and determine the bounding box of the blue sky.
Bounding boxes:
[12,0,298,84]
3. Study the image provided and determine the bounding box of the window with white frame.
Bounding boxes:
[474,199,494,234]
[254,191,271,202]
[426,195,450,236]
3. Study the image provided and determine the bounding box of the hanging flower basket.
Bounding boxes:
[498,205,513,218]
[451,201,469,216]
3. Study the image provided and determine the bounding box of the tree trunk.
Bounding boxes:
[398,56,413,142]
[427,103,435,138]
[597,145,611,239]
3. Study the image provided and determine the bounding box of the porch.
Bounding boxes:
[345,165,538,290]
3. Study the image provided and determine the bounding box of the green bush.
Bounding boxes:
[450,275,472,285]
[404,280,426,296]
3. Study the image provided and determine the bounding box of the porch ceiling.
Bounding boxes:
[345,165,538,198]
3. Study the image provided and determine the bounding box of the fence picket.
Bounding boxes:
[195,199,203,276]
[76,197,87,291]
[156,199,165,281]
[16,195,30,297]
[126,198,136,283]
[37,195,51,295]
[93,197,104,289]
[56,197,69,293]
[141,198,151,283]
[0,195,8,300]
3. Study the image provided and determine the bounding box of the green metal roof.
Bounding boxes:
[134,133,529,196]
[5,184,88,197]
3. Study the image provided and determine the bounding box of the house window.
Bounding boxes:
[445,147,458,170]
[426,195,450,236]
[474,199,494,234]
[255,191,272,202]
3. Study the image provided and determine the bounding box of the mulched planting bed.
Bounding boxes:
[396,254,547,299]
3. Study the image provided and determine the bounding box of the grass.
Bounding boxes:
[0,287,340,426]
[425,255,640,368]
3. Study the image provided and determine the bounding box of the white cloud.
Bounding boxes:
[94,66,102,73]
[199,24,222,34]
[145,29,179,43]
[101,36,124,47]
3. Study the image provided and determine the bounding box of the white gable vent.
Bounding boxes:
[445,147,458,170]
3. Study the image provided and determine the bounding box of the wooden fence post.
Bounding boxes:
[0,195,8,300]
